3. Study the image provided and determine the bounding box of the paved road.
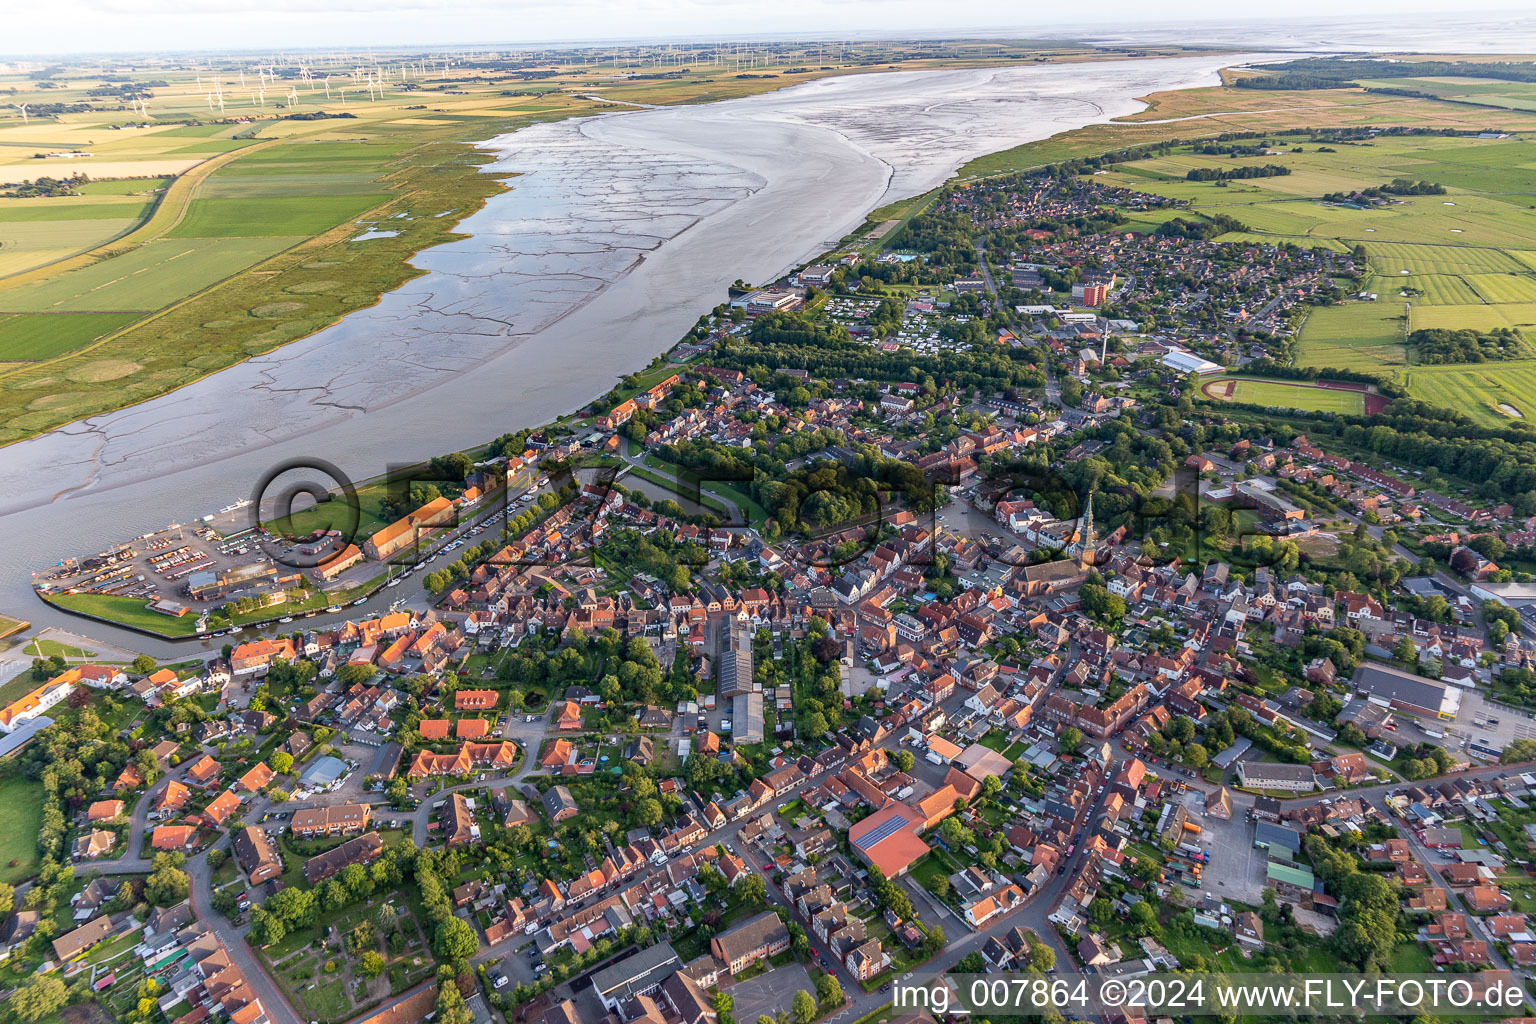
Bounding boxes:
[407,712,550,845]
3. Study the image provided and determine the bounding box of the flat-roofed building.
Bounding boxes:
[590,942,681,1011]
[1236,761,1317,793]
[1353,663,1461,721]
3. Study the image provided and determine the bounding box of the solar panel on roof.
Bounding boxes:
[854,814,907,850]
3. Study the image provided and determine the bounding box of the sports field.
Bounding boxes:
[1203,376,1368,414]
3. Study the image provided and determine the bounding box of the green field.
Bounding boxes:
[0,218,145,277]
[0,777,43,884]
[0,202,155,223]
[0,311,142,360]
[1397,273,1482,305]
[1409,302,1536,333]
[1295,300,1408,370]
[0,236,302,312]
[167,195,390,238]
[73,178,173,196]
[46,593,202,636]
[1362,240,1526,275]
[1468,273,1536,303]
[1215,377,1367,413]
[1399,359,1536,426]
[1354,76,1536,113]
[22,637,91,658]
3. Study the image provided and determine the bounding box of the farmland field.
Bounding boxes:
[1361,240,1525,276]
[0,216,145,277]
[166,195,391,238]
[1295,301,1408,370]
[1469,273,1536,303]
[0,311,142,360]
[1399,360,1536,426]
[1396,274,1481,305]
[1409,302,1536,333]
[0,236,303,312]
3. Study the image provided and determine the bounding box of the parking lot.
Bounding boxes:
[33,506,281,612]
[1180,790,1266,903]
[724,963,815,1024]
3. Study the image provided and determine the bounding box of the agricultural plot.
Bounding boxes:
[200,173,392,199]
[1469,273,1536,303]
[167,195,391,238]
[1400,359,1536,426]
[1353,77,1536,110]
[1409,302,1536,332]
[0,217,143,277]
[0,311,142,361]
[1295,301,1408,370]
[0,200,155,222]
[1360,240,1525,276]
[0,236,302,312]
[1394,273,1481,305]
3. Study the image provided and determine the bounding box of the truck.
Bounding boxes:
[925,750,945,766]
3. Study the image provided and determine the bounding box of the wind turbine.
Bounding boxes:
[323,75,331,99]
[14,103,27,123]
[287,87,299,107]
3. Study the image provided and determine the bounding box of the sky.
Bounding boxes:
[8,2,1536,57]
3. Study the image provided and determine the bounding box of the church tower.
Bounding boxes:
[1077,489,1097,569]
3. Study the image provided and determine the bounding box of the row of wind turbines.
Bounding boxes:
[193,57,460,114]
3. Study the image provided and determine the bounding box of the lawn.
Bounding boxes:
[978,730,1010,753]
[302,978,352,1022]
[0,777,43,884]
[21,637,91,658]
[46,592,203,636]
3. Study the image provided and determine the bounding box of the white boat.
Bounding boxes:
[278,617,294,624]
